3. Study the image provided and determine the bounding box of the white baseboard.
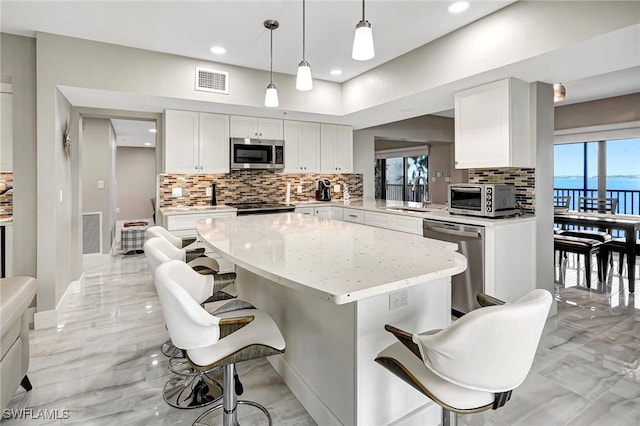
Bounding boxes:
[34,273,84,330]
[267,355,340,426]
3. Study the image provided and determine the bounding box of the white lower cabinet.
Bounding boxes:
[364,211,423,235]
[294,205,334,219]
[342,208,364,224]
[163,211,236,272]
[294,206,314,216]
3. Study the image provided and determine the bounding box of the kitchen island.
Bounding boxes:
[197,213,466,425]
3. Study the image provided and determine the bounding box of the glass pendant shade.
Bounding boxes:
[296,61,313,91]
[352,20,374,61]
[265,83,279,107]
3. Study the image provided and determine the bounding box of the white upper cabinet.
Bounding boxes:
[320,124,353,173]
[198,113,230,173]
[230,116,283,139]
[284,120,320,173]
[454,78,532,169]
[164,110,229,173]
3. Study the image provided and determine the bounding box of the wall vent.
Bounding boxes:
[195,67,229,94]
[82,212,102,254]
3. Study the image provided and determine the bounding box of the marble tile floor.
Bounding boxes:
[4,253,639,425]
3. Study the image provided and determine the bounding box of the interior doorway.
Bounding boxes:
[78,110,161,257]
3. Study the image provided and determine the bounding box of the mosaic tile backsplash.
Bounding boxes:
[0,172,13,219]
[468,167,535,213]
[158,170,363,208]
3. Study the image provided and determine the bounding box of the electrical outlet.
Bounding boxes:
[333,184,341,193]
[444,176,451,182]
[297,185,303,194]
[205,187,212,196]
[389,290,408,309]
[172,187,182,197]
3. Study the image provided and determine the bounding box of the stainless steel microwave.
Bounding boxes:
[230,138,284,170]
[448,183,516,217]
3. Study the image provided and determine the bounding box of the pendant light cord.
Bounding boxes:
[302,0,306,60]
[270,27,274,84]
[362,0,365,21]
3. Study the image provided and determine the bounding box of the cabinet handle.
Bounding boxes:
[349,214,357,218]
[300,167,303,170]
[195,165,198,170]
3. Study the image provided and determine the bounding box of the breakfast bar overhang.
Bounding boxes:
[197,213,466,425]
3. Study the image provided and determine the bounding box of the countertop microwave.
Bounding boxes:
[448,183,516,218]
[230,138,284,170]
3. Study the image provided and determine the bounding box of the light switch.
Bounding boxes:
[444,177,451,182]
[205,187,212,197]
[97,180,105,189]
[172,187,182,197]
[297,185,303,194]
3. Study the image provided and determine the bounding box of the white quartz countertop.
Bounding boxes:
[197,213,466,305]
[296,199,534,227]
[159,205,237,215]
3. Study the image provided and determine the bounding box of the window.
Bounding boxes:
[375,155,428,202]
[554,138,640,214]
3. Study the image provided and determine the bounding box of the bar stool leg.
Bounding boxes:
[442,408,458,426]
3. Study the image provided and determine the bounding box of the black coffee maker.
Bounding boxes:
[315,179,331,201]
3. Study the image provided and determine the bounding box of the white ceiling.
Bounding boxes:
[2,1,639,144]
[111,119,157,148]
[1,0,516,83]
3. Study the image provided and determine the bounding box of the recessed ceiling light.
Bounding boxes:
[148,128,157,133]
[448,1,469,14]
[210,46,226,55]
[144,142,152,146]
[330,69,343,76]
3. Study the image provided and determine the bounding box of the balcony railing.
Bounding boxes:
[553,188,640,216]
[385,183,427,202]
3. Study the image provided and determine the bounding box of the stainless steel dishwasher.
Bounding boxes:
[423,218,484,317]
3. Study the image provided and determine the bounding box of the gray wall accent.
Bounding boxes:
[81,117,115,254]
[0,33,37,277]
[116,147,156,221]
[532,82,557,316]
[555,93,640,130]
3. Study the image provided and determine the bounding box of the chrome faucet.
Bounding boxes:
[411,175,430,207]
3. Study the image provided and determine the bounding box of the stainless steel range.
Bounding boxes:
[226,201,295,215]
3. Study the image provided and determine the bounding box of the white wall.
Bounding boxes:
[116,147,156,221]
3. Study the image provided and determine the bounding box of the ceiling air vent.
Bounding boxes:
[195,67,229,94]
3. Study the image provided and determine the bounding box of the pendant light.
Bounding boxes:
[264,20,279,108]
[352,0,374,61]
[296,0,313,91]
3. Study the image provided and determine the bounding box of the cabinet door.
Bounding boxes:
[230,115,258,138]
[300,122,321,172]
[315,206,332,219]
[164,109,198,173]
[1,92,13,171]
[283,120,302,172]
[454,78,531,169]
[258,118,283,139]
[199,113,230,173]
[335,125,353,173]
[320,124,337,173]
